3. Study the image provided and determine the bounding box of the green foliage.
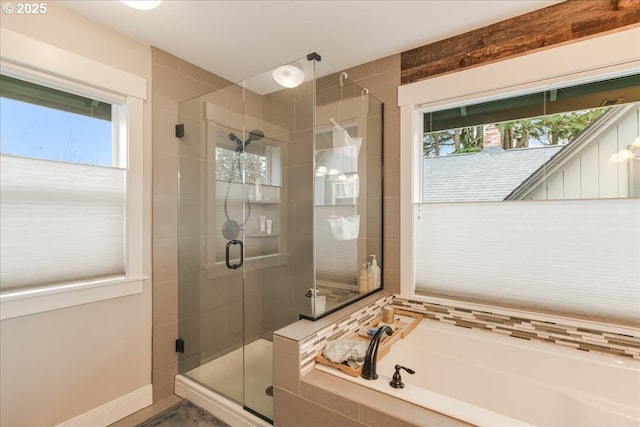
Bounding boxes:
[497,108,606,148]
[424,107,607,157]
[423,126,483,158]
[451,146,481,155]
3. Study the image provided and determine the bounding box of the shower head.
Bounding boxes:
[247,129,264,143]
[229,130,264,152]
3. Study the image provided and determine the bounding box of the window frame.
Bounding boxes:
[0,28,148,320]
[398,27,640,334]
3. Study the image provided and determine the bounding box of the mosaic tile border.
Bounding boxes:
[299,294,394,375]
[393,297,640,360]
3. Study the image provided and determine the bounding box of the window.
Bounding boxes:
[1,74,127,292]
[399,28,640,325]
[0,29,147,319]
[215,130,280,186]
[421,74,640,203]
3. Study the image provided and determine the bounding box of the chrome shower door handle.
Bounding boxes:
[225,239,243,269]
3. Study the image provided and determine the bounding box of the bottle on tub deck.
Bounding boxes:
[358,264,368,294]
[369,254,381,289]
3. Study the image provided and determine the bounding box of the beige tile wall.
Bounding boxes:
[151,47,232,401]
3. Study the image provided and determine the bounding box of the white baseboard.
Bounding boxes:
[175,375,270,427]
[56,384,153,427]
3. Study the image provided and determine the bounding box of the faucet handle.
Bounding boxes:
[389,364,415,389]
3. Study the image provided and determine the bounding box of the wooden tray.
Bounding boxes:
[315,309,421,377]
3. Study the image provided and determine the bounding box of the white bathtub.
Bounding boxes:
[316,319,640,426]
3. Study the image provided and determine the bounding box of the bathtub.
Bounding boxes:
[315,319,640,426]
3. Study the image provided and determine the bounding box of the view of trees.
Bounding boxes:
[215,147,267,184]
[423,108,606,158]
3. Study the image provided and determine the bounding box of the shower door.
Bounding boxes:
[177,55,323,423]
[176,83,304,423]
[177,90,246,413]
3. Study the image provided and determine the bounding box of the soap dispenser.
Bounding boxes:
[369,254,381,289]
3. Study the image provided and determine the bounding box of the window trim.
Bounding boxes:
[398,27,640,333]
[0,29,148,319]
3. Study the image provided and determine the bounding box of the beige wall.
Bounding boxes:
[0,2,153,426]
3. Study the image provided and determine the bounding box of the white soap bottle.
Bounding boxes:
[369,254,381,289]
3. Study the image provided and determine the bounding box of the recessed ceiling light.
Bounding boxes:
[272,65,305,88]
[121,1,163,10]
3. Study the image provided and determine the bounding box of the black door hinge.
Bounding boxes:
[175,124,184,138]
[175,338,185,353]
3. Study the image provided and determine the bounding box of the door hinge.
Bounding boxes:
[175,124,184,138]
[175,338,185,353]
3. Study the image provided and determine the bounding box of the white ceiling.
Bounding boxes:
[58,0,563,83]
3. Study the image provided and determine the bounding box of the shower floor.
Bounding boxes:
[184,339,273,421]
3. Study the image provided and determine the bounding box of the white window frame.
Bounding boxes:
[398,27,640,334]
[0,28,148,320]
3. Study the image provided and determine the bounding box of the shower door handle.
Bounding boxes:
[225,240,243,269]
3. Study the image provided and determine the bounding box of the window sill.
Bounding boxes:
[0,276,147,320]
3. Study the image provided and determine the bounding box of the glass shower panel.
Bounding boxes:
[177,84,245,407]
[177,54,381,423]
[240,57,320,419]
[313,73,384,315]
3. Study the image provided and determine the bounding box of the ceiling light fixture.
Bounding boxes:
[121,1,163,10]
[272,65,305,88]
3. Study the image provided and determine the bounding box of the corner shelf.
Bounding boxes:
[246,233,279,238]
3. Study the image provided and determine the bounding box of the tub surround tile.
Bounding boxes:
[274,387,367,427]
[273,335,301,395]
[276,292,637,427]
[299,380,360,420]
[300,370,471,427]
[393,297,640,360]
[275,292,392,342]
[295,294,394,375]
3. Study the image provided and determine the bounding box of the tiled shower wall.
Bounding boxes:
[152,48,400,401]
[151,48,232,401]
[150,49,402,402]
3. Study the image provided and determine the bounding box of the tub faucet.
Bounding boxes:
[361,325,393,380]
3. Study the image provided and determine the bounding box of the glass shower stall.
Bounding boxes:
[176,53,383,422]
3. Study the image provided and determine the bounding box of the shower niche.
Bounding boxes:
[176,53,382,422]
